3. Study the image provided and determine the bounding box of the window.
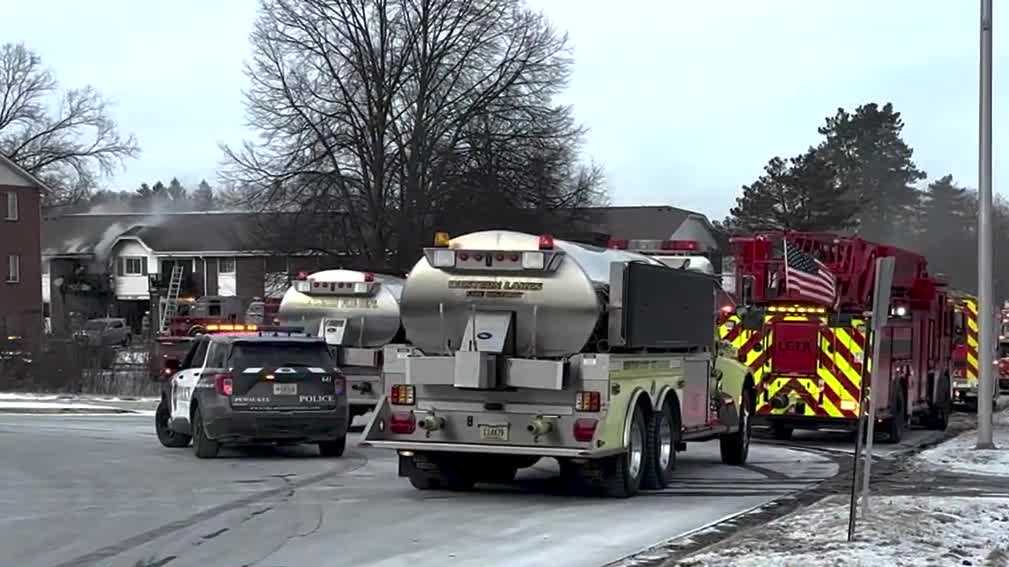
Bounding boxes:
[119,256,148,276]
[5,192,17,221]
[6,255,19,283]
[206,343,229,369]
[218,258,236,274]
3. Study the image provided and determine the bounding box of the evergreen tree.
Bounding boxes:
[817,103,926,241]
[192,180,214,209]
[728,148,858,232]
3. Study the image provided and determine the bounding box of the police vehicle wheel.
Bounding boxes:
[603,403,647,498]
[191,405,220,458]
[318,436,346,457]
[642,399,679,490]
[155,399,190,448]
[720,388,753,465]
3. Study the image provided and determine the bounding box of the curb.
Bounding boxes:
[609,410,994,567]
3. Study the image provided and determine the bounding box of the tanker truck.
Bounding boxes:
[278,269,406,418]
[361,230,755,498]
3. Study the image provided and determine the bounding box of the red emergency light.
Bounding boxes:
[660,240,699,251]
[296,271,309,280]
[607,238,629,250]
[364,272,375,282]
[538,234,555,250]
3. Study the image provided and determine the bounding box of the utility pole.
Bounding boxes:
[977,0,996,449]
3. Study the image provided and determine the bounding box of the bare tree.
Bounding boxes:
[0,43,140,204]
[223,0,603,270]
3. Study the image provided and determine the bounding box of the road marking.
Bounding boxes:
[49,455,367,567]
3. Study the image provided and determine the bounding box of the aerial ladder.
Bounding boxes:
[158,263,184,334]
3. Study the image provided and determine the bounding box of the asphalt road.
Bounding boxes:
[0,413,844,567]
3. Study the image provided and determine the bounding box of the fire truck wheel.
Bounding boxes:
[155,398,190,448]
[603,403,647,498]
[191,405,220,458]
[771,422,794,441]
[883,389,907,444]
[642,399,679,489]
[720,388,753,466]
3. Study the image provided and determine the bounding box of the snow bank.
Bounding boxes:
[0,400,126,411]
[677,495,1009,567]
[917,408,1009,476]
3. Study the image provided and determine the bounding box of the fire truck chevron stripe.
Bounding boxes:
[965,299,980,381]
[719,310,867,421]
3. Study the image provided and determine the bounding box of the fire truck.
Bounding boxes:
[277,269,405,418]
[949,293,982,408]
[722,232,955,442]
[998,304,1009,392]
[362,230,754,498]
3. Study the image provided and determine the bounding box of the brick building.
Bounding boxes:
[0,154,45,348]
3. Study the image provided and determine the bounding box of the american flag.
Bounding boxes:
[784,241,837,305]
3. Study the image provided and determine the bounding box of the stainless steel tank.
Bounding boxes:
[277,269,404,348]
[400,230,664,357]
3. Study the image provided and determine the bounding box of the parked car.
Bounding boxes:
[75,318,132,347]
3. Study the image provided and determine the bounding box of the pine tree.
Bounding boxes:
[817,103,926,241]
[192,180,214,209]
[728,148,858,232]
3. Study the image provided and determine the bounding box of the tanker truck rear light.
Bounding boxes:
[390,412,416,434]
[432,249,456,268]
[434,232,451,247]
[575,391,601,412]
[521,251,545,270]
[573,418,597,442]
[661,240,699,251]
[538,234,555,250]
[391,384,416,405]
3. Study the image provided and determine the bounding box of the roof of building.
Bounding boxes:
[0,153,53,193]
[42,205,723,260]
[42,211,271,259]
[575,205,701,240]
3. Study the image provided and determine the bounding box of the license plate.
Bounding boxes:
[478,424,509,442]
[273,383,297,395]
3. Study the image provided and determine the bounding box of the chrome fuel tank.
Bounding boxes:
[277,270,404,348]
[400,230,664,357]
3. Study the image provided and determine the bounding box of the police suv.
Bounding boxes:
[154,326,349,458]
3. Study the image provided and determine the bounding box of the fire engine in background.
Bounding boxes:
[606,238,735,312]
[996,303,1009,392]
[363,230,754,498]
[162,296,246,337]
[722,232,954,442]
[278,270,406,418]
[948,292,996,409]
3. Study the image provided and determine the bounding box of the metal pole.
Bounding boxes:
[977,0,996,449]
[860,324,885,514]
[848,328,873,541]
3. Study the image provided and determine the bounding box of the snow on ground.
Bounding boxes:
[0,393,158,402]
[0,400,128,411]
[918,408,1009,476]
[676,494,1009,567]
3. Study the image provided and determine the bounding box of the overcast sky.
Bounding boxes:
[2,1,1005,221]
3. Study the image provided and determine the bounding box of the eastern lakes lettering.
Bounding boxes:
[447,280,544,291]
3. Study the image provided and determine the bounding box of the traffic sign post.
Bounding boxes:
[848,256,895,538]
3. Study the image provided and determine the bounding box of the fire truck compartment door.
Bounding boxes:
[681,355,710,428]
[322,318,348,345]
[771,321,819,375]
